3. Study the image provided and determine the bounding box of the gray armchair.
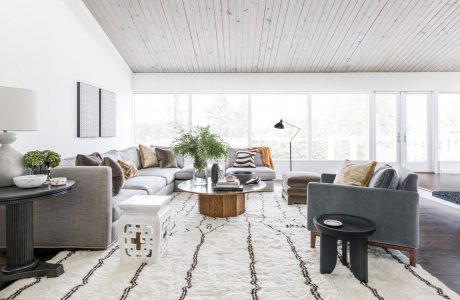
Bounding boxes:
[307,168,419,266]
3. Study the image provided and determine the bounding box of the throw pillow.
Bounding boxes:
[233,150,256,168]
[100,157,124,196]
[138,144,159,168]
[118,160,139,179]
[368,164,399,189]
[155,148,178,168]
[75,152,103,166]
[334,160,377,186]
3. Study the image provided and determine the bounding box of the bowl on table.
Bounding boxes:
[227,171,255,184]
[13,175,48,189]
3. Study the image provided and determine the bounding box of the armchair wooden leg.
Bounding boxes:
[310,232,317,248]
[409,249,416,267]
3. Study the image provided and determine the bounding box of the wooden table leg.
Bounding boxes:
[198,193,245,217]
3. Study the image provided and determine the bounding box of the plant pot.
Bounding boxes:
[193,163,208,185]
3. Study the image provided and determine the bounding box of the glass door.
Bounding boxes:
[400,92,432,172]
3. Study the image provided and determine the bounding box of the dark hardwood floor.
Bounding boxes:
[418,172,460,191]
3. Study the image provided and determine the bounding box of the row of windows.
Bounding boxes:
[134,93,460,162]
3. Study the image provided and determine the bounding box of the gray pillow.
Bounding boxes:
[151,145,184,168]
[155,148,178,168]
[368,164,399,189]
[100,157,125,196]
[75,152,102,166]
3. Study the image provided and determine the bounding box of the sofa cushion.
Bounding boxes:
[226,166,275,181]
[123,176,166,195]
[233,150,256,168]
[100,157,125,196]
[138,167,180,184]
[139,144,159,168]
[118,160,139,179]
[112,189,147,221]
[334,160,377,186]
[155,148,178,168]
[368,164,399,189]
[101,150,122,162]
[227,148,263,168]
[119,147,142,170]
[75,152,102,166]
[175,165,193,180]
[152,145,185,168]
[397,167,418,192]
[60,157,76,166]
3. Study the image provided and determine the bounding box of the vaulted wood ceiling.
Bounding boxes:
[84,0,460,73]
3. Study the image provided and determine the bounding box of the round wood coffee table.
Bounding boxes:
[178,179,266,217]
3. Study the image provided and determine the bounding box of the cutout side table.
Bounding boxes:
[118,195,171,263]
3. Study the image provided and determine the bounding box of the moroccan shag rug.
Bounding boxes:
[1,190,459,300]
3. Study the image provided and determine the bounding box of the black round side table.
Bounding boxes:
[0,181,75,288]
[313,214,376,283]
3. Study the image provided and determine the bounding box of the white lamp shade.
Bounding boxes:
[0,86,39,131]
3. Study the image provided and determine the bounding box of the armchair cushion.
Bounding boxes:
[334,160,377,186]
[368,164,399,189]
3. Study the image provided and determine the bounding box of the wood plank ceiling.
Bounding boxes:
[83,0,460,73]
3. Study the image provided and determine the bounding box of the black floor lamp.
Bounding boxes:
[274,119,300,172]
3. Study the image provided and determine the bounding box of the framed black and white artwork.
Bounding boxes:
[77,82,100,138]
[100,89,116,137]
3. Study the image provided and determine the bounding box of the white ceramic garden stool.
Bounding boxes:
[117,195,171,263]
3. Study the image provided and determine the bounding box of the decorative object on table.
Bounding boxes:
[225,175,237,182]
[233,150,256,168]
[227,170,255,184]
[13,174,48,189]
[50,177,67,186]
[172,126,229,185]
[334,159,377,186]
[77,82,116,138]
[274,119,300,171]
[118,195,171,263]
[314,214,376,283]
[323,219,343,227]
[0,86,39,187]
[245,176,261,185]
[214,178,242,191]
[211,163,219,184]
[23,150,61,180]
[0,181,75,288]
[100,89,116,137]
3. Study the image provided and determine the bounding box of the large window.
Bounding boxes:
[191,94,249,148]
[438,94,460,161]
[251,95,308,160]
[311,94,369,160]
[376,93,397,162]
[406,93,428,162]
[134,94,189,145]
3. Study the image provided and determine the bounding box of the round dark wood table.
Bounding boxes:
[313,214,376,283]
[0,181,75,288]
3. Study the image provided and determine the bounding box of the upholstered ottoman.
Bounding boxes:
[282,172,320,204]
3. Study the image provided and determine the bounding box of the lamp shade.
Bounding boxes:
[0,86,39,131]
[274,119,284,129]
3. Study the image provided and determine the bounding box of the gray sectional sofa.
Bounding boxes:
[0,146,275,250]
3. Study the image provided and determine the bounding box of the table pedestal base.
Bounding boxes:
[198,193,245,217]
[0,261,64,288]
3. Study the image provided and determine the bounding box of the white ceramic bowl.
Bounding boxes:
[13,175,47,189]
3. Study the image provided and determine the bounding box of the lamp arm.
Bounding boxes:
[282,120,301,143]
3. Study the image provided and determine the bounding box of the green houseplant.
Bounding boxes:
[172,126,229,184]
[23,150,61,178]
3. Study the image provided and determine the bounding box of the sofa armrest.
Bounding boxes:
[32,166,113,249]
[320,173,336,183]
[307,182,419,249]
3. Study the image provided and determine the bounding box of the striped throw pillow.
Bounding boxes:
[233,150,256,168]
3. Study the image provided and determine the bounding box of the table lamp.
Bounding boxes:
[0,87,39,187]
[274,119,300,172]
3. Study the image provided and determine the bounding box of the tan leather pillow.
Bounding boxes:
[118,160,139,179]
[138,144,158,168]
[334,160,377,186]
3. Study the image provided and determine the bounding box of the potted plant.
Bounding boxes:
[172,126,229,185]
[23,150,61,179]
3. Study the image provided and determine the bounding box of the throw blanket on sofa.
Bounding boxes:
[248,146,275,170]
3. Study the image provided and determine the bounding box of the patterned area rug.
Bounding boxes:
[432,191,460,205]
[1,190,459,300]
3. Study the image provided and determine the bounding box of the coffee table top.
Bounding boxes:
[313,214,376,238]
[178,179,266,195]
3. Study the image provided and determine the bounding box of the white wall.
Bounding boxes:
[0,0,133,157]
[133,72,460,93]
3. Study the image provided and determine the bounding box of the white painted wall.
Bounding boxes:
[0,0,133,157]
[133,72,460,93]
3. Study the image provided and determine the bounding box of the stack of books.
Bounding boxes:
[213,179,243,192]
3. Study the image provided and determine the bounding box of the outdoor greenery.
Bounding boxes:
[172,126,229,172]
[23,150,61,174]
